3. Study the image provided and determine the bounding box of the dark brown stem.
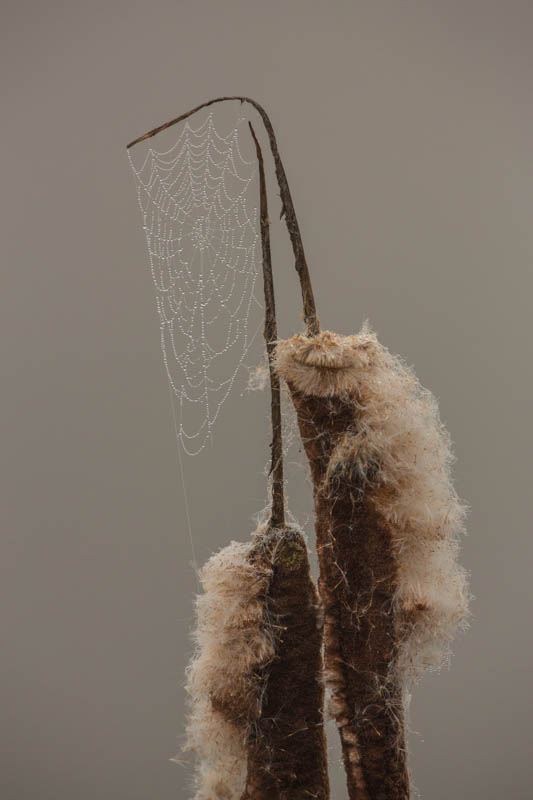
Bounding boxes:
[248,120,284,529]
[127,96,319,335]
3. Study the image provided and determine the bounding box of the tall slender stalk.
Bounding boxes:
[248,120,284,529]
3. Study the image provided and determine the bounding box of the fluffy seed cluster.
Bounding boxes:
[184,540,274,800]
[275,324,470,683]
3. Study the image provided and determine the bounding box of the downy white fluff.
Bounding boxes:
[275,324,470,683]
[184,540,274,800]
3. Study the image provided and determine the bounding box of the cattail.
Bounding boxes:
[184,523,329,800]
[184,540,272,800]
[242,524,329,799]
[275,325,470,799]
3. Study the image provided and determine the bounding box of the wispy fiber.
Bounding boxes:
[184,525,329,800]
[275,325,470,799]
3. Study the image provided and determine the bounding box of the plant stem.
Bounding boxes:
[248,120,284,529]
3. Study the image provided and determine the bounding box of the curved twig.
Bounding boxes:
[248,120,285,529]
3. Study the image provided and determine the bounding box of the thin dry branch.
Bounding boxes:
[248,120,284,529]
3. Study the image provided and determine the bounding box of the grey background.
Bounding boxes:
[2,1,532,798]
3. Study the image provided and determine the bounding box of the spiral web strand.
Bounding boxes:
[128,112,262,455]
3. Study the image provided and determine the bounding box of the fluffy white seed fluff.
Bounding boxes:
[184,540,274,800]
[275,325,470,683]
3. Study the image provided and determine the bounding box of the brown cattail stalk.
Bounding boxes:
[278,387,408,799]
[184,522,330,800]
[242,525,330,799]
[275,328,469,799]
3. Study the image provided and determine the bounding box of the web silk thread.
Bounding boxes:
[128,113,263,455]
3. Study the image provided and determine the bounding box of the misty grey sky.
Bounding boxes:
[2,2,532,799]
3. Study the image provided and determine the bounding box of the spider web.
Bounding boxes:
[128,112,262,455]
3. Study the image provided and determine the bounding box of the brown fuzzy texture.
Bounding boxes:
[242,526,330,799]
[287,390,409,799]
[275,327,470,799]
[184,526,329,800]
[184,541,274,800]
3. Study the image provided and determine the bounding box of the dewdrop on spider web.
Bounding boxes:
[128,112,264,455]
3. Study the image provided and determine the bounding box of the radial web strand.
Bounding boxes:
[128,112,262,455]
